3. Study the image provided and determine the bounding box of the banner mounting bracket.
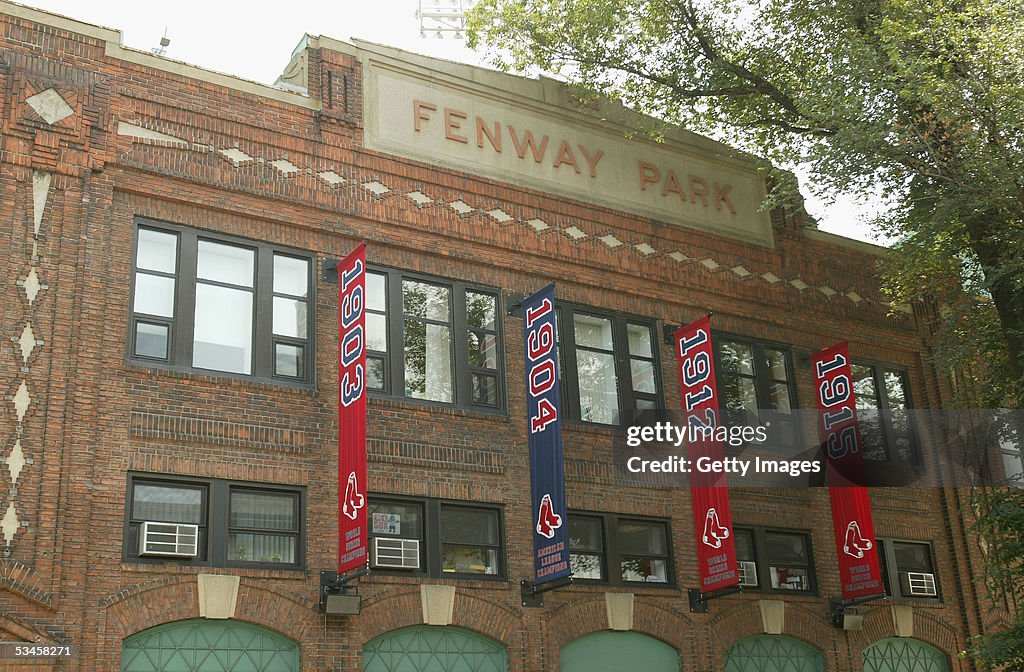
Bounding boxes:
[829,593,886,628]
[322,257,340,283]
[521,577,573,608]
[688,585,742,613]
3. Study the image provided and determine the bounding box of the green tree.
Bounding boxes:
[467,0,1024,407]
[968,482,1024,670]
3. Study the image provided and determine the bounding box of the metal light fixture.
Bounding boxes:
[829,597,866,630]
[323,592,361,615]
[319,571,364,615]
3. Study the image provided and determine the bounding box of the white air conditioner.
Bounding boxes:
[371,537,420,570]
[737,560,759,587]
[899,571,937,597]
[139,521,199,558]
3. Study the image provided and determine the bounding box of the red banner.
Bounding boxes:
[674,316,740,592]
[811,342,884,600]
[338,244,368,575]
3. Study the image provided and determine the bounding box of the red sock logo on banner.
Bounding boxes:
[842,520,873,559]
[536,493,563,539]
[702,507,730,549]
[342,471,365,521]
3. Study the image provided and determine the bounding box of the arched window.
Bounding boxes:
[560,631,679,671]
[363,625,508,672]
[863,638,950,672]
[725,635,824,672]
[121,619,298,672]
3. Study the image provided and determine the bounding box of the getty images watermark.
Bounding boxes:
[625,420,821,478]
[613,410,1024,488]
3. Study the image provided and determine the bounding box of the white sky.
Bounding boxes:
[18,0,889,245]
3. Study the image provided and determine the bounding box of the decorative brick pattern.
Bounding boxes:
[129,411,310,453]
[367,439,504,474]
[114,122,885,307]
[3,170,53,552]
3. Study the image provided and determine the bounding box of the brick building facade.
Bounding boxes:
[0,3,1007,670]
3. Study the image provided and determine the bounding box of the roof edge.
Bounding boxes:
[0,0,320,111]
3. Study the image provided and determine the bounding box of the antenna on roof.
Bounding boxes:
[151,28,170,57]
[416,0,476,39]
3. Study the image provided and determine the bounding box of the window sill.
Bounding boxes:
[738,588,819,598]
[881,595,944,607]
[363,574,511,589]
[561,421,624,437]
[368,395,511,422]
[120,562,307,580]
[124,361,317,395]
[567,581,680,595]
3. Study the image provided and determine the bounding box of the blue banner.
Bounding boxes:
[522,284,571,584]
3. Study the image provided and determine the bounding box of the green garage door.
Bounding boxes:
[725,635,824,672]
[863,638,950,672]
[560,631,679,672]
[363,625,508,672]
[121,619,299,672]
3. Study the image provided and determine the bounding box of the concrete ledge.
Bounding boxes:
[197,574,240,620]
[605,593,634,631]
[0,1,320,111]
[892,605,914,637]
[759,599,785,634]
[804,229,889,256]
[421,585,456,625]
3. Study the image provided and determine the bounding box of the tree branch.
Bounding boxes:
[674,0,839,135]
[555,51,838,137]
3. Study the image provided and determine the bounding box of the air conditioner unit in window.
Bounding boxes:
[737,560,759,587]
[899,571,937,597]
[371,537,420,570]
[139,521,199,557]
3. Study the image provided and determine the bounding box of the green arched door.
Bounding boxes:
[725,635,824,672]
[560,631,679,671]
[121,619,299,672]
[863,638,950,672]
[363,625,508,672]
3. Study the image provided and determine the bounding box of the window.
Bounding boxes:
[365,268,503,410]
[850,363,914,462]
[568,513,672,585]
[125,475,304,569]
[1001,431,1023,483]
[368,497,504,579]
[734,527,815,592]
[715,337,798,446]
[129,220,313,383]
[878,539,939,599]
[557,308,662,425]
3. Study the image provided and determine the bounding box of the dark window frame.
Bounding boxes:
[365,266,506,412]
[1003,439,1024,482]
[124,473,305,571]
[567,513,607,582]
[734,526,817,594]
[850,360,916,464]
[127,217,316,386]
[567,511,674,587]
[712,332,800,448]
[557,306,664,426]
[367,494,506,581]
[877,538,940,601]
